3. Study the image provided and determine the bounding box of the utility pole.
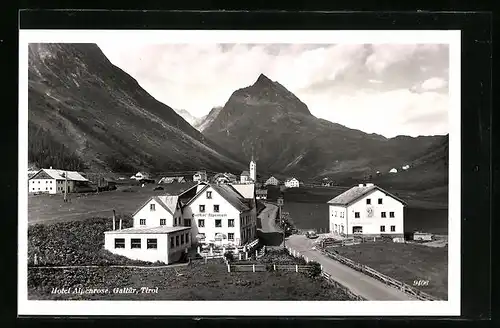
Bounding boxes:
[277,196,285,248]
[63,172,68,203]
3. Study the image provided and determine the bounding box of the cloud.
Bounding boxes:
[421,77,447,90]
[97,43,449,138]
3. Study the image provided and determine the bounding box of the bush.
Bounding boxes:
[307,261,322,278]
[223,252,234,262]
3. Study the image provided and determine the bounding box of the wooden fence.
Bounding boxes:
[319,248,442,301]
[320,271,366,301]
[226,263,315,273]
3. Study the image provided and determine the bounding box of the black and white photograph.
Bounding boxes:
[19,29,461,316]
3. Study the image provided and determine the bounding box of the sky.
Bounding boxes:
[98,43,449,138]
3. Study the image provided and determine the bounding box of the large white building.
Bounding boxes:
[327,183,406,238]
[182,182,257,246]
[28,168,89,194]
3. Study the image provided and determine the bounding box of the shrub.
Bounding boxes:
[307,261,322,278]
[223,252,234,262]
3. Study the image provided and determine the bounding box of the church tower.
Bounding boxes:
[249,155,257,182]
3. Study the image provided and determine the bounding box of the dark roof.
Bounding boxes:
[327,184,407,206]
[157,182,198,196]
[241,171,250,176]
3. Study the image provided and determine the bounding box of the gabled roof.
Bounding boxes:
[327,184,407,206]
[285,177,298,182]
[132,196,175,217]
[241,171,250,176]
[30,169,88,181]
[185,183,251,212]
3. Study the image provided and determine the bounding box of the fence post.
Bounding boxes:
[255,250,258,258]
[253,264,255,272]
[197,246,200,254]
[239,253,242,261]
[273,264,276,271]
[223,246,226,254]
[210,246,213,256]
[295,265,298,273]
[245,252,248,260]
[205,256,207,264]
[227,264,230,272]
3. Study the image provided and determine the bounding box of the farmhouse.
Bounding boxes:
[28,168,89,194]
[389,168,398,173]
[104,225,191,264]
[284,177,300,188]
[327,183,406,239]
[193,171,207,183]
[265,176,279,186]
[256,189,268,200]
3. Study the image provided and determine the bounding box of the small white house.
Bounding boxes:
[193,171,207,183]
[327,183,406,239]
[130,172,149,180]
[240,171,251,183]
[28,168,89,194]
[402,165,410,170]
[284,178,300,188]
[104,226,191,264]
[265,176,279,186]
[389,168,398,173]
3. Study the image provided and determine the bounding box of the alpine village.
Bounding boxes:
[27,44,449,302]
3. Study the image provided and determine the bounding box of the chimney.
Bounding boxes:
[50,166,52,169]
[119,217,122,230]
[112,210,116,230]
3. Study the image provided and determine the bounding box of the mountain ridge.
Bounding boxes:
[28,43,246,174]
[200,73,448,187]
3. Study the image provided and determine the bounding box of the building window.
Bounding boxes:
[175,235,180,246]
[38,181,40,183]
[150,204,155,211]
[199,205,205,213]
[206,191,212,199]
[131,239,141,249]
[228,219,234,227]
[114,238,125,248]
[186,233,190,244]
[181,234,185,244]
[50,187,52,190]
[378,198,383,204]
[380,226,385,232]
[335,211,337,217]
[160,219,166,226]
[366,199,371,205]
[170,237,174,248]
[140,219,146,225]
[198,219,205,227]
[147,239,157,249]
[381,212,386,218]
[213,205,219,213]
[354,212,360,218]
[215,219,222,228]
[340,212,344,218]
[228,233,234,241]
[50,181,52,183]
[184,219,191,227]
[390,212,395,218]
[391,225,396,232]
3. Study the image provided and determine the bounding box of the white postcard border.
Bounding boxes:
[18,29,461,316]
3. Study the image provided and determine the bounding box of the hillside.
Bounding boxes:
[196,106,223,132]
[173,109,205,129]
[201,74,447,188]
[28,43,246,174]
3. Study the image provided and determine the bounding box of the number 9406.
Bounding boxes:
[413,279,429,286]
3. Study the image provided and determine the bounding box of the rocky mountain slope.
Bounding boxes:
[173,108,205,129]
[28,43,246,174]
[201,74,448,187]
[196,106,223,132]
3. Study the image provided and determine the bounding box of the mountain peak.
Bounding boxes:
[253,73,274,87]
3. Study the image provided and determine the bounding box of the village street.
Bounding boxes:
[256,203,414,300]
[285,235,416,301]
